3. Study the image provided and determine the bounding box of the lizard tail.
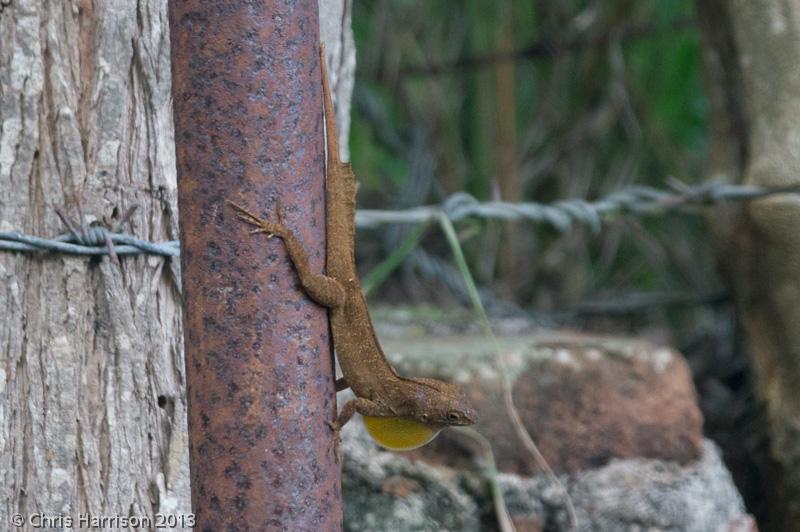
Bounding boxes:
[319,43,341,167]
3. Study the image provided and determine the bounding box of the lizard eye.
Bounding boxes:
[447,411,461,422]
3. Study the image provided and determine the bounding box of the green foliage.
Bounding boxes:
[350,95,409,188]
[351,0,714,318]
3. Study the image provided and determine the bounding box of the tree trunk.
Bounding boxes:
[697,0,800,528]
[0,0,353,528]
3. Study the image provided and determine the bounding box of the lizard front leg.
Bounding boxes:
[228,201,346,309]
[327,397,395,460]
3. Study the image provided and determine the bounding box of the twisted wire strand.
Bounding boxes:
[2,181,797,258]
[0,230,180,256]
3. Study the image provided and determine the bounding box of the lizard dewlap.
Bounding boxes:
[363,416,442,451]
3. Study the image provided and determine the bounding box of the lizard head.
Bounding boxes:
[363,380,477,451]
[408,378,478,427]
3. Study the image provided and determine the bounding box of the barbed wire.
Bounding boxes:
[356,180,800,232]
[1,180,798,258]
[0,227,179,256]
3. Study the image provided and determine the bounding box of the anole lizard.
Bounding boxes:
[227,46,477,454]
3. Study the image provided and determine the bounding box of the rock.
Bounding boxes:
[499,440,750,531]
[340,416,483,532]
[504,334,705,473]
[336,325,754,530]
[342,414,752,531]
[382,331,704,475]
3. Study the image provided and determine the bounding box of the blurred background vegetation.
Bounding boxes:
[351,0,714,327]
[349,0,766,520]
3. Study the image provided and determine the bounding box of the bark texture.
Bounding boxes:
[0,0,353,528]
[697,0,800,528]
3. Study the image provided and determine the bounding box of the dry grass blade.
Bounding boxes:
[438,212,579,530]
[456,427,517,532]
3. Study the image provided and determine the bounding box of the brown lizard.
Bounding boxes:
[227,46,477,454]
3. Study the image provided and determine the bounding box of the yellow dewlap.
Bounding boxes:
[363,416,442,451]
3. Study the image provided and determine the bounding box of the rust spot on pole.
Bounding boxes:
[168,1,342,530]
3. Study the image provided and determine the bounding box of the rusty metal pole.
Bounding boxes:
[169,1,342,530]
